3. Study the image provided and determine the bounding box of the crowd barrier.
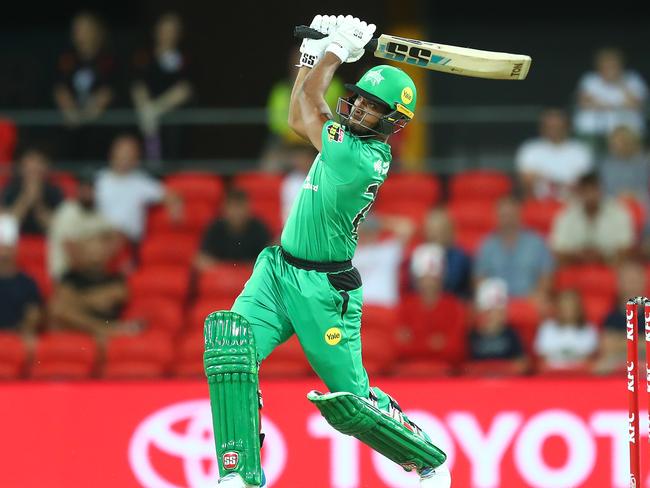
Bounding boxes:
[0,378,636,487]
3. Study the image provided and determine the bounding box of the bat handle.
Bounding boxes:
[293,25,377,52]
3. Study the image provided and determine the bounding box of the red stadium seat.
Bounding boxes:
[122,297,184,334]
[129,265,191,302]
[461,360,526,377]
[165,172,224,208]
[375,173,441,207]
[198,263,253,301]
[362,329,398,375]
[619,195,646,238]
[362,305,398,333]
[30,332,98,380]
[0,119,17,164]
[582,294,614,327]
[188,298,237,331]
[15,236,51,297]
[521,199,564,237]
[50,172,78,199]
[172,332,204,377]
[0,333,27,379]
[140,233,199,267]
[507,298,541,353]
[147,202,216,236]
[448,200,498,255]
[232,173,283,235]
[260,336,312,379]
[555,265,617,302]
[450,170,512,203]
[103,333,174,379]
[391,359,454,377]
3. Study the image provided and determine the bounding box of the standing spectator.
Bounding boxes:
[48,170,114,280]
[95,134,182,243]
[280,144,316,223]
[0,215,42,337]
[573,48,648,145]
[594,260,647,374]
[475,196,554,299]
[534,290,598,371]
[131,12,193,163]
[53,12,115,159]
[195,189,271,269]
[49,231,136,340]
[0,148,64,235]
[397,244,467,366]
[599,125,650,209]
[467,278,527,367]
[353,214,414,307]
[416,208,472,298]
[550,172,634,264]
[515,108,593,200]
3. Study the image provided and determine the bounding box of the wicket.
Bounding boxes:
[627,297,650,488]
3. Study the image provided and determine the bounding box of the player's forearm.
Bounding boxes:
[300,52,340,118]
[287,67,311,134]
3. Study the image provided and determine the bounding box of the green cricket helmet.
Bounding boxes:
[337,64,417,137]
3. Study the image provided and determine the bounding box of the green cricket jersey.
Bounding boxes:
[281,120,392,262]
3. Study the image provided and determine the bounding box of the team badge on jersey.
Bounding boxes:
[327,123,345,143]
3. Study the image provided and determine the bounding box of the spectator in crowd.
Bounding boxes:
[550,171,634,264]
[467,278,527,368]
[594,260,647,374]
[397,244,467,365]
[53,12,115,159]
[353,213,414,307]
[599,125,650,210]
[0,215,42,336]
[415,208,472,298]
[49,230,137,339]
[0,148,64,235]
[195,189,271,269]
[48,170,114,280]
[534,289,598,371]
[515,108,593,200]
[131,12,193,163]
[475,196,554,299]
[95,134,182,243]
[573,48,648,146]
[280,144,316,222]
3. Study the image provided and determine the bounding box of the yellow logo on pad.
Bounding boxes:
[325,327,342,345]
[401,87,413,104]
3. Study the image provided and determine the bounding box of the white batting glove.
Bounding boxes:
[326,16,376,63]
[298,15,339,68]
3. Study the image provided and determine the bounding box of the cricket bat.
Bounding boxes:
[294,26,532,80]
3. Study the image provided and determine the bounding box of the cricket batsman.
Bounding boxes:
[204,14,451,488]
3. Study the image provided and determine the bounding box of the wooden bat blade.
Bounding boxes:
[376,35,531,80]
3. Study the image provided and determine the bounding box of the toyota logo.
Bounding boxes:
[129,400,286,487]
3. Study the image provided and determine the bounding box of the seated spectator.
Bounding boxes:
[53,12,116,159]
[417,208,472,298]
[594,259,647,374]
[573,48,648,145]
[281,144,317,222]
[131,12,193,162]
[397,244,467,364]
[599,125,650,209]
[475,196,554,299]
[0,215,42,337]
[467,278,527,369]
[95,134,182,243]
[550,172,634,264]
[195,189,270,269]
[353,214,414,307]
[534,289,598,370]
[49,232,136,340]
[515,108,593,200]
[0,148,64,235]
[48,170,114,280]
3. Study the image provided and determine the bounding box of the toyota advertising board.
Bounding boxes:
[0,378,639,487]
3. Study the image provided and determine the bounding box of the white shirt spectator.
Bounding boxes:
[353,238,403,307]
[574,71,648,136]
[95,169,164,241]
[515,138,593,199]
[534,319,598,367]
